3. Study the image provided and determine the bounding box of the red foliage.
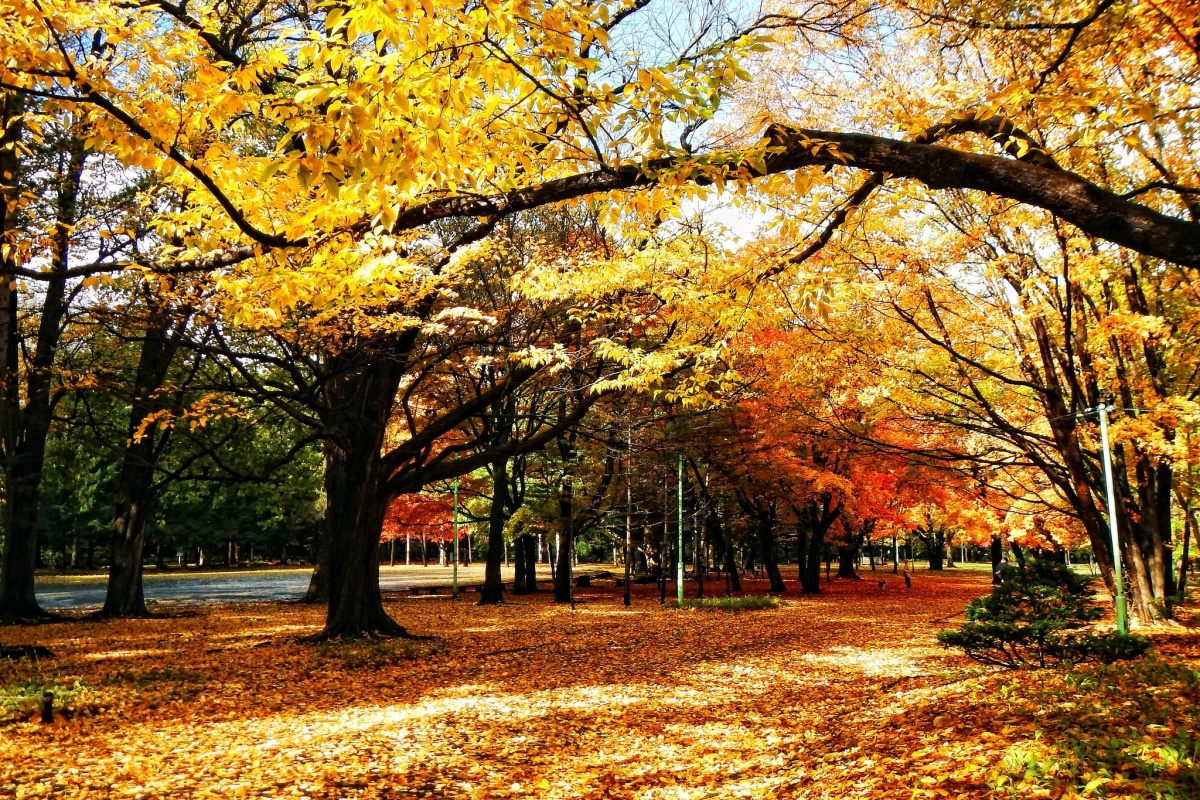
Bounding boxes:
[381,494,455,543]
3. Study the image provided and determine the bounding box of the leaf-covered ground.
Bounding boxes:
[2,570,1197,799]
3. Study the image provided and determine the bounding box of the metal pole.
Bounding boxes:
[677,454,684,605]
[452,477,460,600]
[1096,404,1128,634]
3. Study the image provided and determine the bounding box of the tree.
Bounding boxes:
[5,0,1200,637]
[0,115,88,618]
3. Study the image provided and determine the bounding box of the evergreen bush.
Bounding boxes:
[938,556,1150,668]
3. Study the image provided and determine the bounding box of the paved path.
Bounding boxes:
[34,564,600,610]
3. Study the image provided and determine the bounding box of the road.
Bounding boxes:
[34,564,591,610]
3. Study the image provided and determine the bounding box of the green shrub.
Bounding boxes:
[672,595,779,611]
[0,678,89,722]
[938,555,1150,668]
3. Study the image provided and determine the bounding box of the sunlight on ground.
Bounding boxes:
[2,573,1197,799]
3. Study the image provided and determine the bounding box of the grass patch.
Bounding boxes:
[986,656,1200,799]
[672,595,779,611]
[317,638,448,670]
[0,678,92,723]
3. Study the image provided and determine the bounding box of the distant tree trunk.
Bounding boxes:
[991,536,1004,584]
[699,494,739,593]
[480,456,509,604]
[836,545,859,578]
[512,534,537,593]
[553,454,575,603]
[102,310,181,618]
[798,498,841,594]
[756,512,786,592]
[723,520,741,593]
[837,528,866,579]
[916,521,948,571]
[796,526,808,589]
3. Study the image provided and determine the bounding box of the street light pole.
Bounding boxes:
[1094,404,1128,634]
[677,454,684,605]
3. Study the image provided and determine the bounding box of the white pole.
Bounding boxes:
[1096,404,1128,634]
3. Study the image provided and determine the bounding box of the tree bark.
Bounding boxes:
[990,536,1004,585]
[320,439,407,638]
[723,518,741,593]
[513,534,537,593]
[798,497,841,594]
[480,456,509,604]
[101,312,181,617]
[313,354,409,638]
[0,123,83,620]
[553,440,575,603]
[756,511,786,593]
[303,525,329,603]
[837,541,861,579]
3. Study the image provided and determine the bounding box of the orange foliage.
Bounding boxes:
[2,574,1197,798]
[381,494,455,544]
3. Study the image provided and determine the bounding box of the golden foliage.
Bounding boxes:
[2,571,1196,798]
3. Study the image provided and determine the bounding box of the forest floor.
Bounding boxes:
[2,570,1198,799]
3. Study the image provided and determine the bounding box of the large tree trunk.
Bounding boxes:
[837,545,860,579]
[926,536,945,570]
[320,440,406,638]
[0,125,82,620]
[101,313,180,617]
[0,457,48,619]
[314,355,408,638]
